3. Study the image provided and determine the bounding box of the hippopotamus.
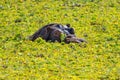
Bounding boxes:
[29,23,86,43]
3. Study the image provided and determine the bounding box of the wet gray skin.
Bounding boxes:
[29,23,87,43]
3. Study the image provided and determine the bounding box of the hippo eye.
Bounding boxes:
[69,28,75,34]
[65,28,75,34]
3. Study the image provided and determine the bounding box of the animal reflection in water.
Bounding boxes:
[29,23,86,43]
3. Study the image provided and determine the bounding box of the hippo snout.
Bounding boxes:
[65,35,86,43]
[78,38,87,43]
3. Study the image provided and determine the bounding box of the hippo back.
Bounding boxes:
[29,23,74,42]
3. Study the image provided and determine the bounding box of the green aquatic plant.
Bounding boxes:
[0,0,120,79]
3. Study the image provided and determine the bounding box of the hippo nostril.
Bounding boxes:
[78,38,87,43]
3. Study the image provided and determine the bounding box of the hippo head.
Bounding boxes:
[62,24,86,43]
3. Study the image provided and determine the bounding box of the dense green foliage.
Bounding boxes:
[0,0,120,79]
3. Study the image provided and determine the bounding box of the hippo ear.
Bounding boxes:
[66,24,70,27]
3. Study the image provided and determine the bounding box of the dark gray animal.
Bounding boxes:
[29,23,86,43]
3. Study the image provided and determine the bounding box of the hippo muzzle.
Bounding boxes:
[65,34,86,43]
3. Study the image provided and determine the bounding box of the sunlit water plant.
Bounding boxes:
[0,0,120,79]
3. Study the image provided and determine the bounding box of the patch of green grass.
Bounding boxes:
[0,0,120,79]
